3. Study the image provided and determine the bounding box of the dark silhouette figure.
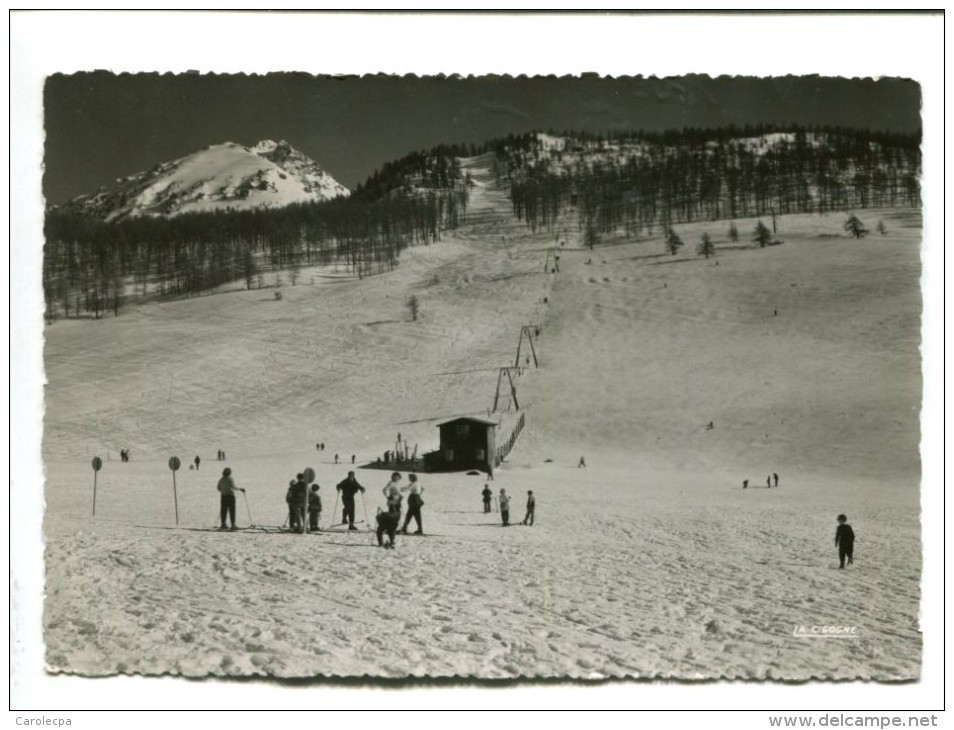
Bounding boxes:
[336,471,366,530]
[194,455,201,471]
[482,484,493,513]
[351,454,356,464]
[578,456,586,468]
[217,468,245,530]
[743,479,749,489]
[289,474,308,533]
[835,514,855,568]
[334,453,339,464]
[706,421,714,430]
[767,475,772,488]
[308,485,322,531]
[773,472,779,487]
[522,491,536,526]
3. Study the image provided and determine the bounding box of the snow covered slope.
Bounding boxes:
[41,155,922,680]
[61,140,349,221]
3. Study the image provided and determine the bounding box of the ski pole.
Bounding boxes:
[330,490,340,530]
[242,491,253,527]
[361,492,371,529]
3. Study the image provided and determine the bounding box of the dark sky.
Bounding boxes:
[43,73,921,204]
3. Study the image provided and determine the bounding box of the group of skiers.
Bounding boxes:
[216,466,855,567]
[482,484,535,527]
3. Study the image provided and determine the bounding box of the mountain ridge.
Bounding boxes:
[60,139,349,221]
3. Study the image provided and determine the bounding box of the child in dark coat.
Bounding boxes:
[835,514,855,568]
[308,484,322,531]
[376,492,402,549]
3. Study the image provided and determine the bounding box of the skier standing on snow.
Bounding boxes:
[308,484,322,531]
[835,514,855,569]
[285,481,299,531]
[499,488,511,526]
[482,484,493,513]
[773,472,779,487]
[521,490,536,526]
[194,455,201,471]
[336,471,366,531]
[400,473,424,535]
[216,467,245,530]
[290,474,308,533]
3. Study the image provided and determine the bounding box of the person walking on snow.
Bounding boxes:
[194,455,200,471]
[308,484,322,531]
[216,467,245,530]
[578,456,586,468]
[773,472,779,487]
[401,474,424,535]
[482,484,493,513]
[835,514,855,569]
[522,490,536,526]
[336,471,366,530]
[499,488,511,526]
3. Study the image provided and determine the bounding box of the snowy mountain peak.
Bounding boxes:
[64,139,350,221]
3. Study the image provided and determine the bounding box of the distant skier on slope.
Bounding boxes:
[578,456,586,468]
[499,488,511,526]
[336,471,366,531]
[216,467,245,531]
[482,484,493,513]
[194,455,201,471]
[522,490,536,526]
[773,472,779,487]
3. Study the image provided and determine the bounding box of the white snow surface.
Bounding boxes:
[66,140,349,221]
[43,156,921,679]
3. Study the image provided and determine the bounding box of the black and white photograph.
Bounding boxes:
[10,9,944,720]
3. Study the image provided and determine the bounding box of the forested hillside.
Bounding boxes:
[499,125,921,245]
[42,145,470,320]
[42,124,920,321]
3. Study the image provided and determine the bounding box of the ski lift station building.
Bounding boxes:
[424,416,497,476]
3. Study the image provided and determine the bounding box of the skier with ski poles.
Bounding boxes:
[216,468,245,531]
[336,471,366,531]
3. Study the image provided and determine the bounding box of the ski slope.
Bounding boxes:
[42,155,922,679]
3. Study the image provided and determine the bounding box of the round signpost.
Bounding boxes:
[168,456,181,525]
[91,456,103,516]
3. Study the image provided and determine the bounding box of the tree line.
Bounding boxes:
[43,147,469,321]
[499,125,921,242]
